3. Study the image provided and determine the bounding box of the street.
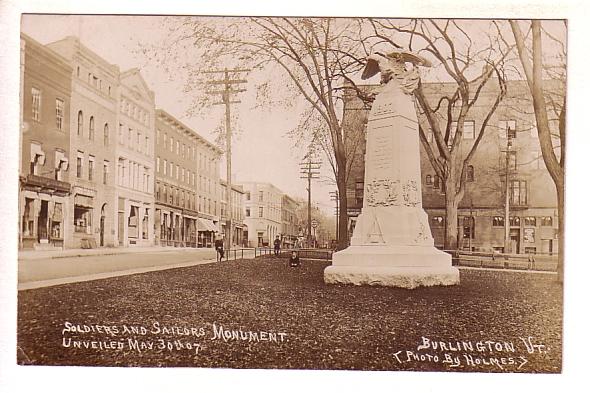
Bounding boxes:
[18,247,257,290]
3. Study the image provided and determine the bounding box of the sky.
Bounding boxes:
[21,14,339,215]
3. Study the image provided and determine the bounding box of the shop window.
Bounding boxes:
[22,198,34,236]
[128,206,138,238]
[74,205,92,234]
[51,203,63,239]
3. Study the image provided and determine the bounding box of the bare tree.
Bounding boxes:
[361,19,511,250]
[139,17,370,249]
[509,20,566,282]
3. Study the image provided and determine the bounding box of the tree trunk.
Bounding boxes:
[336,169,348,250]
[556,181,564,284]
[444,183,460,251]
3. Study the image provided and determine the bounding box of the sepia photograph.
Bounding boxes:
[1,1,588,392]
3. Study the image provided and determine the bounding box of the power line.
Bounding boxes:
[204,68,249,250]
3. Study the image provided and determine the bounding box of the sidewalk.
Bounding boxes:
[18,245,216,261]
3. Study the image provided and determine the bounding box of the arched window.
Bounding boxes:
[103,123,109,146]
[77,111,83,136]
[89,116,95,140]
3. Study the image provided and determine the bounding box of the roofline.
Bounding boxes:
[156,108,223,154]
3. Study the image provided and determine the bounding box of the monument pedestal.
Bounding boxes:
[325,245,459,289]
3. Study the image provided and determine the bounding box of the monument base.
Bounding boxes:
[324,245,460,289]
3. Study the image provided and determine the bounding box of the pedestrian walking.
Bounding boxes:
[214,235,225,262]
[273,235,281,257]
[289,251,301,267]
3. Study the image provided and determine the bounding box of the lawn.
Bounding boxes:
[17,257,563,373]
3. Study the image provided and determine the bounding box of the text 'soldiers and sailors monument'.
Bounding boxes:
[324,50,460,288]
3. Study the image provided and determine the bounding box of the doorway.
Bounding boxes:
[509,228,520,254]
[38,200,49,243]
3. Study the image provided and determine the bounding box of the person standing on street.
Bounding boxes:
[273,235,281,257]
[215,235,225,262]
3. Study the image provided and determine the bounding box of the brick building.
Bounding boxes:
[242,182,283,247]
[343,80,561,255]
[19,34,73,250]
[154,110,222,248]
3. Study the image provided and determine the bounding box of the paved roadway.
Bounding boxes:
[18,247,257,290]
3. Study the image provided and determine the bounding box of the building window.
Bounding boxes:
[425,175,433,185]
[524,247,537,254]
[510,180,528,206]
[450,120,475,142]
[156,157,160,173]
[32,87,41,121]
[355,181,364,206]
[76,153,83,178]
[431,216,444,227]
[163,159,167,175]
[55,99,65,130]
[176,140,180,155]
[137,132,141,152]
[259,191,264,202]
[88,116,94,140]
[78,111,84,136]
[103,161,109,185]
[462,216,475,239]
[145,136,149,156]
[524,217,537,226]
[88,156,95,181]
[499,120,517,139]
[104,123,110,146]
[541,216,553,226]
[433,175,440,189]
[501,151,517,172]
[176,165,180,180]
[259,206,264,217]
[466,165,474,182]
[509,216,521,227]
[246,207,250,217]
[246,191,251,201]
[170,137,174,152]
[492,216,504,227]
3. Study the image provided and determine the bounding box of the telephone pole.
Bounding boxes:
[329,190,339,243]
[503,128,513,254]
[205,68,249,251]
[299,157,320,247]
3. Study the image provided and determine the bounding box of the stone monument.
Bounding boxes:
[324,50,460,289]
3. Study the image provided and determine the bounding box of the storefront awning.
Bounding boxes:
[74,194,94,208]
[197,218,218,232]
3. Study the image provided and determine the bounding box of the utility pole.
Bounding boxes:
[329,190,339,243]
[205,68,249,251]
[299,157,320,248]
[503,129,513,254]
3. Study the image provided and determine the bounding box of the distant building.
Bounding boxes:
[46,36,120,249]
[281,194,300,248]
[154,110,222,248]
[343,80,561,255]
[19,34,73,250]
[220,180,245,247]
[241,182,283,247]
